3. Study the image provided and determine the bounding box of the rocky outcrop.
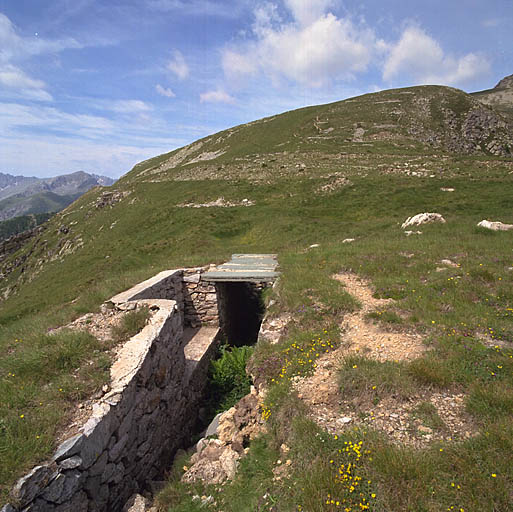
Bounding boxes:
[93,190,130,209]
[401,213,446,229]
[494,74,513,90]
[477,219,513,231]
[182,389,265,485]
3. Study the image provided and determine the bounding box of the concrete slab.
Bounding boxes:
[202,254,279,283]
[183,326,220,362]
[183,326,221,382]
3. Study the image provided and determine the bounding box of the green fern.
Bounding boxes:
[209,345,254,413]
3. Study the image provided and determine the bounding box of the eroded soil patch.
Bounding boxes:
[294,273,476,448]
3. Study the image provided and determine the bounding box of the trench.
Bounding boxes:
[138,278,267,506]
[7,261,277,512]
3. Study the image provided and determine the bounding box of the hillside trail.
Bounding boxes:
[292,273,476,447]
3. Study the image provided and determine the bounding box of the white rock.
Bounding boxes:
[337,416,353,425]
[401,213,446,229]
[405,230,422,236]
[342,238,355,244]
[123,494,149,512]
[440,259,458,268]
[477,220,513,231]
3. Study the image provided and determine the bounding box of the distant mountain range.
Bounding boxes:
[0,171,115,221]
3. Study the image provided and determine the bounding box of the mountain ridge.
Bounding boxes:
[0,171,115,221]
[470,72,513,120]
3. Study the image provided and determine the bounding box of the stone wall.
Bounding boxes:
[3,267,272,512]
[4,271,222,512]
[182,268,219,327]
[109,268,220,329]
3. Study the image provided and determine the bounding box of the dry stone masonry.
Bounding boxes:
[4,269,223,512]
[4,258,278,512]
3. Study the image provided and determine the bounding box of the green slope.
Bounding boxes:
[0,84,513,509]
[0,213,53,241]
[0,191,80,221]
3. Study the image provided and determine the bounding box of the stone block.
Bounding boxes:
[13,465,53,506]
[53,435,84,463]
[117,407,135,440]
[58,456,83,471]
[47,470,83,504]
[55,491,88,512]
[41,473,66,503]
[136,440,151,459]
[109,433,129,462]
[84,476,101,499]
[81,409,114,468]
[112,463,125,485]
[101,463,116,484]
[88,451,108,477]
[21,498,55,512]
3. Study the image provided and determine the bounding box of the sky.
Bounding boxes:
[0,0,511,179]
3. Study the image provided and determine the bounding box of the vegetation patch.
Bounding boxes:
[0,330,110,501]
[110,306,151,343]
[206,344,254,415]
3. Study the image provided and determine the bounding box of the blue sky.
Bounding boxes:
[0,0,511,178]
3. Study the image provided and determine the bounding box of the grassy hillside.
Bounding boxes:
[0,191,79,222]
[0,213,53,241]
[0,85,512,509]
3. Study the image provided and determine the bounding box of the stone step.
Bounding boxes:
[183,326,221,382]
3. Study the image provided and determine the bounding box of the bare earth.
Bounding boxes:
[293,272,476,448]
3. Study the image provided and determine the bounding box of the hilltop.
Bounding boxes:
[0,80,512,511]
[471,73,513,121]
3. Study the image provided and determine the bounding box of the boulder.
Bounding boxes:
[477,220,513,231]
[402,213,446,229]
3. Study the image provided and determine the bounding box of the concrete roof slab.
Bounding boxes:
[202,254,279,282]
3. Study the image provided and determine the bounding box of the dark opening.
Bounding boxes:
[217,282,265,346]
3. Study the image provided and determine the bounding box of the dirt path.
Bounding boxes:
[293,273,475,447]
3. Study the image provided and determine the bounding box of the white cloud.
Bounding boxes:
[0,13,81,63]
[284,0,335,26]
[109,100,153,114]
[0,102,114,138]
[155,84,176,97]
[0,64,53,101]
[482,19,500,28]
[167,50,189,80]
[0,134,173,179]
[0,64,45,89]
[0,101,192,177]
[200,89,236,104]
[0,13,81,102]
[222,3,374,88]
[383,26,490,86]
[222,50,257,82]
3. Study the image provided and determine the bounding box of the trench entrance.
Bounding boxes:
[202,253,279,346]
[216,281,265,346]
